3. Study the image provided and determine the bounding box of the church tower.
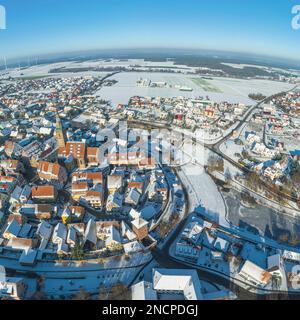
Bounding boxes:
[55,112,66,149]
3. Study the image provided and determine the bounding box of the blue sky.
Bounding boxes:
[0,0,300,61]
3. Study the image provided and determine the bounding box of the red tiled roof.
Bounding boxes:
[32,185,56,198]
[87,147,98,157]
[71,181,89,191]
[66,142,86,159]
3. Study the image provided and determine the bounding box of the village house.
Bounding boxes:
[0,159,25,176]
[62,206,85,224]
[238,260,272,288]
[0,277,28,300]
[104,225,123,251]
[151,268,203,300]
[3,218,22,240]
[58,141,86,170]
[4,140,22,158]
[106,192,123,213]
[125,188,141,207]
[52,223,67,245]
[127,179,144,194]
[37,161,67,188]
[36,220,53,250]
[80,189,103,210]
[175,241,200,262]
[87,147,100,166]
[121,221,137,242]
[107,174,123,194]
[18,204,53,220]
[72,171,103,186]
[0,175,17,194]
[66,226,78,248]
[83,219,97,251]
[31,185,57,203]
[131,217,149,241]
[71,180,88,199]
[9,185,31,205]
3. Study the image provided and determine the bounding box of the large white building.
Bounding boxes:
[132,268,203,300]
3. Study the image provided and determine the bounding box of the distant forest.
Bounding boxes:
[145,56,289,78]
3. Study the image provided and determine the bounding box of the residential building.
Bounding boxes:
[31,185,57,203]
[0,277,28,300]
[238,260,272,287]
[131,218,149,241]
[152,268,203,300]
[37,161,67,187]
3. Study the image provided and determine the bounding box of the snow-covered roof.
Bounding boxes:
[129,208,140,220]
[126,188,141,205]
[19,248,37,266]
[36,221,53,239]
[4,219,21,238]
[282,250,300,262]
[67,227,77,245]
[52,223,67,244]
[267,254,281,270]
[107,174,123,189]
[84,219,97,245]
[121,221,136,241]
[131,281,157,300]
[214,237,230,253]
[132,217,148,230]
[107,192,123,208]
[185,222,203,244]
[153,269,203,300]
[57,241,69,255]
[105,225,121,245]
[141,205,157,220]
[239,260,272,285]
[123,241,143,254]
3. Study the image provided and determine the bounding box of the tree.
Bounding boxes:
[72,288,91,300]
[245,172,261,191]
[98,285,109,300]
[159,221,169,239]
[271,274,282,290]
[109,283,131,300]
[224,168,232,183]
[71,243,85,261]
[31,276,46,300]
[207,155,224,173]
[37,276,45,291]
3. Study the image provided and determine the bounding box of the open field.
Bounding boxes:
[14,75,50,80]
[2,61,295,106]
[96,71,295,106]
[191,77,223,93]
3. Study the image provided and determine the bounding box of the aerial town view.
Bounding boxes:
[0,0,300,311]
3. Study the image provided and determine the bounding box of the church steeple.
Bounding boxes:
[55,112,66,149]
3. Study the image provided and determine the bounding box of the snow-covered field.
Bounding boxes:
[177,161,228,228]
[95,72,295,107]
[3,62,110,79]
[208,76,294,98]
[3,59,295,106]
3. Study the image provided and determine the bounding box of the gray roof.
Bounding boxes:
[84,219,97,245]
[4,219,21,238]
